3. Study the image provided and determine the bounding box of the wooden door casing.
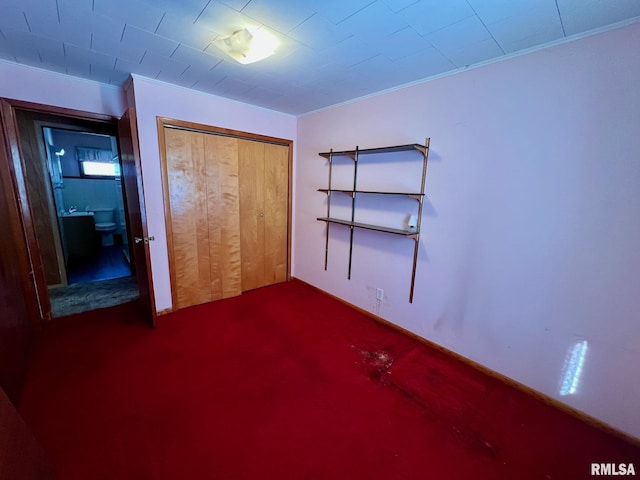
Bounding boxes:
[118,108,156,326]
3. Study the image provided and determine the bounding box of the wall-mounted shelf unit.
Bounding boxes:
[317,139,430,303]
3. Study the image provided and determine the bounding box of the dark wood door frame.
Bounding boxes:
[0,98,156,325]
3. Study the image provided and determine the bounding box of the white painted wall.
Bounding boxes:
[0,60,125,116]
[127,76,297,313]
[295,23,640,438]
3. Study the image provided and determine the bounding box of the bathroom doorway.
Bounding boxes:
[1,98,155,326]
[41,127,139,317]
[10,107,141,319]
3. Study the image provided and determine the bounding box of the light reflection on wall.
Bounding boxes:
[559,340,588,396]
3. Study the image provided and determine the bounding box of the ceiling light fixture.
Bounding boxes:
[213,26,278,65]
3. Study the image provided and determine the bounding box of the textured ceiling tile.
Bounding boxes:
[356,44,453,86]
[0,0,639,115]
[58,0,93,18]
[172,63,215,88]
[21,0,59,25]
[440,37,505,68]
[0,4,33,32]
[64,42,117,69]
[155,12,220,51]
[467,0,557,24]
[142,51,191,78]
[375,26,433,61]
[213,75,255,95]
[114,57,162,81]
[381,0,421,13]
[37,60,68,76]
[337,1,409,39]
[26,14,90,49]
[0,32,40,64]
[92,29,146,64]
[64,58,91,77]
[558,0,640,36]
[190,65,229,88]
[426,16,494,52]
[288,13,351,49]
[315,35,379,68]
[1,29,65,66]
[240,0,316,34]
[470,0,562,51]
[390,46,456,80]
[87,13,127,45]
[122,25,179,58]
[307,0,376,25]
[88,61,118,81]
[195,1,254,33]
[144,0,211,18]
[240,85,285,104]
[498,27,565,54]
[488,20,564,53]
[219,0,252,11]
[94,0,166,32]
[171,44,223,69]
[398,0,476,35]
[268,45,329,72]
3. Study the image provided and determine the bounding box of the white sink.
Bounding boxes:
[59,211,94,217]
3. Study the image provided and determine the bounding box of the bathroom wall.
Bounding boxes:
[51,130,121,223]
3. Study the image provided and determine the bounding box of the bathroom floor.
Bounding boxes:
[48,276,139,318]
[47,245,138,318]
[67,245,131,284]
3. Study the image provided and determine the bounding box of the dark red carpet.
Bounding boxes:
[18,280,639,479]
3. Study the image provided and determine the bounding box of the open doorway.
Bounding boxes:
[1,98,155,326]
[13,108,140,319]
[41,127,139,317]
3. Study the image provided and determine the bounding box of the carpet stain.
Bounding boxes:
[353,346,396,380]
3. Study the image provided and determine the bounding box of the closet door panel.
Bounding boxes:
[238,139,266,291]
[165,128,211,308]
[204,134,242,300]
[264,143,289,284]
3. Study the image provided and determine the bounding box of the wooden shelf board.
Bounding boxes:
[319,143,427,159]
[317,217,419,237]
[317,189,424,196]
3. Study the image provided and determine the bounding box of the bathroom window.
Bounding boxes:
[77,147,120,178]
[80,161,120,177]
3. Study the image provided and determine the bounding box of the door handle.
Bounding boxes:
[259,212,264,217]
[135,236,155,244]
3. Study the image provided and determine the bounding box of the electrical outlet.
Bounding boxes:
[376,288,384,301]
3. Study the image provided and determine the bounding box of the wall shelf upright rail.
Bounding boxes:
[317,138,430,302]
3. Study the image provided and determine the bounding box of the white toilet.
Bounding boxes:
[93,207,117,247]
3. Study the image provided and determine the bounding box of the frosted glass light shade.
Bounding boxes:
[213,27,278,65]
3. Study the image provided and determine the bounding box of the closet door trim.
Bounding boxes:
[157,117,293,311]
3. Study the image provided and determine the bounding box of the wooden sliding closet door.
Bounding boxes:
[203,133,242,300]
[238,140,289,291]
[164,127,241,309]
